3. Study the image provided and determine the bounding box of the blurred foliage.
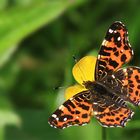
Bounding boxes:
[0,0,139,140]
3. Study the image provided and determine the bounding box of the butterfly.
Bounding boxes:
[48,21,140,129]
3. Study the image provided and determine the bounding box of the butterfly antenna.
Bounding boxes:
[54,86,61,90]
[72,55,87,83]
[72,55,78,63]
[53,85,72,91]
[53,86,66,90]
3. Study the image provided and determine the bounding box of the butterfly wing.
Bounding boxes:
[93,97,134,127]
[48,91,93,129]
[95,21,133,81]
[114,67,140,105]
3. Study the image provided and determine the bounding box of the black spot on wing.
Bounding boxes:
[124,45,129,50]
[75,110,80,114]
[75,96,82,102]
[135,75,139,79]
[114,51,119,57]
[74,119,80,123]
[54,109,63,116]
[114,32,121,47]
[63,100,75,113]
[99,60,106,66]
[109,58,119,68]
[137,85,140,89]
[82,114,88,118]
[79,104,89,111]
[111,22,123,30]
[113,47,117,52]
[103,46,113,51]
[59,115,73,122]
[63,100,76,109]
[105,33,113,41]
[129,84,134,88]
[121,54,127,62]
[99,49,110,56]
[135,91,139,96]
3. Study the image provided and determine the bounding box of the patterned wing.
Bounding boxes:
[93,97,134,127]
[95,21,133,81]
[114,66,140,105]
[48,91,93,129]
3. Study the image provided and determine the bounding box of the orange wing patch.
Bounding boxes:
[95,21,133,80]
[48,91,93,129]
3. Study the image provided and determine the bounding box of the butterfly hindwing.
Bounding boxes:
[95,21,133,80]
[93,98,134,127]
[114,67,140,105]
[48,91,93,129]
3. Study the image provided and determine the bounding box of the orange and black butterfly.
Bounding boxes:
[48,21,140,129]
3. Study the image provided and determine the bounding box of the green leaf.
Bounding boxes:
[0,0,85,67]
[0,110,20,127]
[0,96,20,127]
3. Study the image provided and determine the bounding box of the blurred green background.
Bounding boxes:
[0,0,140,140]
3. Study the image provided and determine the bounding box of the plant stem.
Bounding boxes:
[102,127,106,140]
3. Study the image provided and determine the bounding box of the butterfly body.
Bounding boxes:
[48,21,140,129]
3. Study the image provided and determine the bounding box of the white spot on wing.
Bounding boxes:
[109,29,113,33]
[64,117,67,121]
[70,97,73,101]
[109,125,115,128]
[94,111,98,115]
[59,105,64,110]
[82,123,87,126]
[76,116,79,119]
[50,124,53,127]
[102,39,106,45]
[98,55,101,59]
[112,75,115,78]
[117,36,121,41]
[52,114,57,118]
[74,124,79,126]
[132,50,134,55]
[130,112,134,117]
[123,69,127,72]
[116,125,122,128]
[56,117,59,121]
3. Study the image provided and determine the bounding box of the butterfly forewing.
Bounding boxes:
[95,21,133,81]
[48,91,93,129]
